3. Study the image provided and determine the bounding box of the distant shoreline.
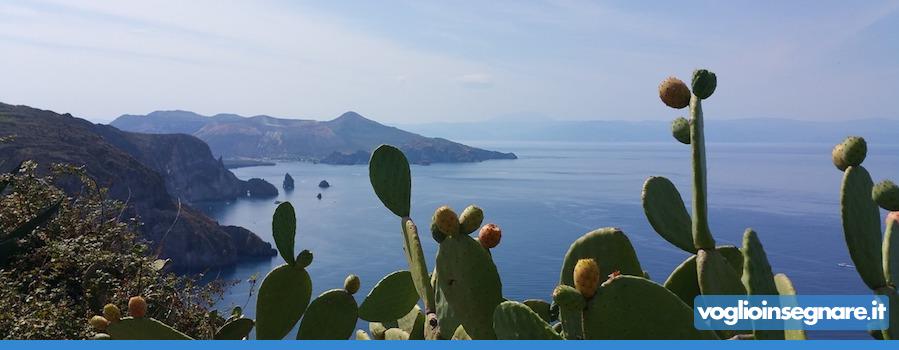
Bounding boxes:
[222,159,277,169]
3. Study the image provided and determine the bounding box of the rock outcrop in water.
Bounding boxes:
[0,102,276,270]
[244,178,278,198]
[318,180,330,188]
[283,173,295,191]
[111,110,517,165]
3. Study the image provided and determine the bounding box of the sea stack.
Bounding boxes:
[318,180,330,188]
[283,173,295,191]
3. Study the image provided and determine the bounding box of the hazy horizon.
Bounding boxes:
[3,1,898,124]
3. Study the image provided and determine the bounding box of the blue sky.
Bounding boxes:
[1,0,897,123]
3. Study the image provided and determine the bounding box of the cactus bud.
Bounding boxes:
[832,143,849,171]
[573,258,600,298]
[102,304,121,323]
[658,76,691,109]
[89,315,109,331]
[837,136,867,168]
[430,221,447,243]
[478,223,502,249]
[552,284,586,310]
[458,205,484,235]
[91,333,112,340]
[296,249,314,268]
[671,117,691,144]
[873,180,899,211]
[691,69,717,100]
[433,205,460,236]
[344,274,361,295]
[128,296,147,318]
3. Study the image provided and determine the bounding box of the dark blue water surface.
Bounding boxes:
[196,142,899,339]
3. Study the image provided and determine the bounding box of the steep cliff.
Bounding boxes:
[0,103,276,270]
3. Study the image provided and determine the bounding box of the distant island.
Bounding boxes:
[111,111,518,165]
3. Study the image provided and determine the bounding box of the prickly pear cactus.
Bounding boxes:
[832,136,899,340]
[369,145,412,217]
[642,176,695,253]
[492,301,562,340]
[214,318,255,340]
[358,270,419,322]
[559,228,643,288]
[740,229,784,340]
[435,231,503,339]
[296,289,358,339]
[663,245,742,307]
[773,273,808,340]
[107,317,194,340]
[255,264,313,339]
[581,275,717,339]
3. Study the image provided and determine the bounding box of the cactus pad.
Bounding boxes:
[691,69,717,100]
[458,205,484,235]
[384,328,410,340]
[493,301,563,340]
[740,229,784,340]
[255,264,312,339]
[841,166,887,290]
[296,289,358,339]
[355,329,371,340]
[436,233,504,339]
[107,317,193,340]
[773,274,808,340]
[214,318,254,340]
[451,325,471,340]
[697,249,746,296]
[559,228,643,288]
[369,145,412,217]
[272,202,297,266]
[582,275,717,339]
[885,217,898,286]
[401,218,435,310]
[663,245,742,307]
[358,270,419,322]
[642,176,695,253]
[671,117,691,144]
[873,180,899,211]
[522,299,552,323]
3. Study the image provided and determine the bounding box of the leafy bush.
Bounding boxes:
[0,161,229,339]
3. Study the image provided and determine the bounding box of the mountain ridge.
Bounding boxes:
[111,111,518,165]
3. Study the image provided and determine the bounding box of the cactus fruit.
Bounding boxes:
[873,180,899,211]
[478,223,502,249]
[90,316,110,331]
[296,249,313,268]
[128,296,147,318]
[459,205,484,235]
[659,77,691,109]
[433,206,460,237]
[832,143,850,171]
[691,69,717,100]
[344,274,361,294]
[836,136,867,168]
[355,329,371,340]
[573,258,600,298]
[103,304,121,323]
[671,117,691,144]
[358,270,419,322]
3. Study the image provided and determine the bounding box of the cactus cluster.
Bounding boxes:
[831,136,898,340]
[81,69,874,341]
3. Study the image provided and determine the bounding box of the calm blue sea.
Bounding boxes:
[196,141,899,340]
